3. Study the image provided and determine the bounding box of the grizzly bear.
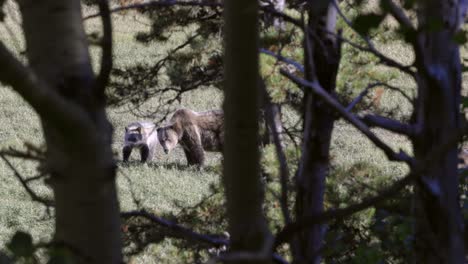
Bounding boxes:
[123,121,159,163]
[157,108,224,166]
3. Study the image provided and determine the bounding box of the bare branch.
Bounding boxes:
[0,154,54,207]
[0,42,97,143]
[260,48,304,73]
[381,0,415,30]
[362,114,414,136]
[259,5,303,28]
[330,0,415,76]
[274,121,468,248]
[346,83,383,111]
[122,209,289,263]
[94,0,113,104]
[275,172,412,247]
[84,0,222,20]
[346,81,414,111]
[281,69,414,165]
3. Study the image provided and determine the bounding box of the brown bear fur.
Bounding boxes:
[157,108,224,166]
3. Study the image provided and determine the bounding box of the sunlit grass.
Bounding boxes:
[0,1,466,263]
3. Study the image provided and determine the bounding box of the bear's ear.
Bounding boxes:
[136,127,141,133]
[156,127,161,133]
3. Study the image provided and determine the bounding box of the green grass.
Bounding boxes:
[0,1,466,263]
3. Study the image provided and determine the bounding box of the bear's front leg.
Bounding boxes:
[123,146,133,162]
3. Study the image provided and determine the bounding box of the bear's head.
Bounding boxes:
[124,123,145,146]
[157,125,179,154]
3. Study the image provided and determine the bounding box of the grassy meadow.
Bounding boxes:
[0,1,465,263]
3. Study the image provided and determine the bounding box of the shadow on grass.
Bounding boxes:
[121,183,227,263]
[117,160,220,174]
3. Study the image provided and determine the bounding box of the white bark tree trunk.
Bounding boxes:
[15,1,122,263]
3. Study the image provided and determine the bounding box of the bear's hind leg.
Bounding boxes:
[140,145,150,163]
[182,139,205,166]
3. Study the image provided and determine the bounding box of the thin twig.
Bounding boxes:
[331,0,414,76]
[346,81,413,111]
[260,48,304,73]
[346,83,383,111]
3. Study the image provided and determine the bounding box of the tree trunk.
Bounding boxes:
[412,0,465,262]
[223,0,271,263]
[17,1,122,263]
[293,3,340,264]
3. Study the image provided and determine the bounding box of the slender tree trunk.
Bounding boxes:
[17,1,122,263]
[273,0,285,29]
[412,0,465,262]
[223,0,271,263]
[293,3,340,264]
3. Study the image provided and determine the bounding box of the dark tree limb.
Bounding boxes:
[362,114,414,136]
[260,48,305,73]
[281,69,414,165]
[381,0,415,30]
[275,173,413,247]
[0,42,97,144]
[274,121,468,248]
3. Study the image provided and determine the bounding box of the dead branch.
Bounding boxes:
[275,171,413,247]
[345,83,383,111]
[122,209,289,263]
[331,0,415,76]
[281,69,414,165]
[274,122,468,248]
[346,82,413,112]
[381,0,415,31]
[362,114,414,136]
[260,48,304,73]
